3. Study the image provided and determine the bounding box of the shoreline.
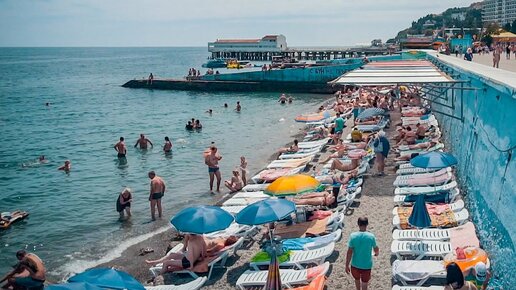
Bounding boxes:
[92,97,334,284]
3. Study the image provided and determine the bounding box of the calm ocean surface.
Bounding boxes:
[0,47,327,278]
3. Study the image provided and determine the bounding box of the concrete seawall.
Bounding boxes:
[428,52,515,288]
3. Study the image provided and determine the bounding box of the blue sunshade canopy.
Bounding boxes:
[410,151,457,169]
[235,199,296,226]
[68,268,144,290]
[170,205,234,234]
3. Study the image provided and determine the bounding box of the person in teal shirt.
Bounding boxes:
[332,113,345,144]
[346,217,379,290]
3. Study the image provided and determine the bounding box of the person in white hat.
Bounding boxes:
[465,262,491,290]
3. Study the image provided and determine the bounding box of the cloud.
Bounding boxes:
[0,0,476,46]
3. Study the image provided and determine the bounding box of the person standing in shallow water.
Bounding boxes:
[135,134,153,150]
[148,171,165,221]
[163,137,172,154]
[235,101,241,112]
[116,188,132,220]
[114,137,127,158]
[346,217,379,290]
[205,146,222,193]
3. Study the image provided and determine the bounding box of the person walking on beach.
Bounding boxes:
[148,171,165,221]
[333,113,345,144]
[135,134,153,150]
[205,146,222,193]
[346,217,379,290]
[114,137,127,158]
[493,45,501,68]
[163,136,172,154]
[373,131,390,176]
[116,188,132,220]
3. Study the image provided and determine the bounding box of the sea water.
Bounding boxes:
[0,47,327,278]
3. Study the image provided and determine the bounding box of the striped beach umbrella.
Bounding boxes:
[264,247,282,290]
[264,174,320,197]
[357,108,385,120]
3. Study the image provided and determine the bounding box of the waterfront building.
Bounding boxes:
[208,35,288,59]
[482,0,516,25]
[399,35,434,49]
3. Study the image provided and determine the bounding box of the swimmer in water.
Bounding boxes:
[114,137,127,158]
[134,134,153,150]
[288,96,293,103]
[235,101,241,112]
[58,160,71,172]
[206,109,213,115]
[185,121,194,130]
[224,103,228,108]
[163,137,172,153]
[38,155,48,164]
[278,94,287,104]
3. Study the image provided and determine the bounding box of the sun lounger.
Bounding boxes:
[394,181,457,195]
[393,208,469,230]
[392,259,446,286]
[249,242,335,270]
[391,240,453,260]
[252,166,306,183]
[233,191,268,199]
[236,262,330,289]
[149,236,245,280]
[394,172,453,187]
[243,184,269,192]
[392,286,444,290]
[279,150,321,160]
[205,223,258,239]
[396,166,450,175]
[356,118,388,132]
[394,167,451,182]
[267,156,312,169]
[392,200,464,215]
[392,221,476,242]
[282,229,342,251]
[337,187,362,208]
[144,277,207,290]
[221,205,247,215]
[398,143,444,157]
[298,139,330,149]
[393,188,460,205]
[223,196,268,206]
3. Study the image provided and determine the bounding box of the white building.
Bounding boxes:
[482,0,516,25]
[208,35,288,53]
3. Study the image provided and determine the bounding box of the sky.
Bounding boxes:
[0,0,476,47]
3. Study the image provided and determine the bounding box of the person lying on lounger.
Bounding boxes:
[355,116,380,125]
[397,140,438,152]
[278,139,299,154]
[330,157,361,172]
[395,153,419,162]
[224,170,243,193]
[396,126,416,145]
[145,234,207,274]
[320,143,366,164]
[306,127,328,141]
[292,192,335,207]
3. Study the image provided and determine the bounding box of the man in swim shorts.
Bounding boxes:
[114,137,127,158]
[148,171,165,221]
[3,250,46,290]
[346,217,379,290]
[205,146,222,193]
[333,113,345,144]
[163,137,172,153]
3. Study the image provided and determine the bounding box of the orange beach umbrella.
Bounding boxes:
[264,174,320,197]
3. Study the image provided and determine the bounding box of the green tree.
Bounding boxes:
[512,19,516,34]
[503,22,512,33]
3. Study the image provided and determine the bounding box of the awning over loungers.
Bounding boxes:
[331,60,455,85]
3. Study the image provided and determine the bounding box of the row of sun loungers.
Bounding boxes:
[391,110,488,289]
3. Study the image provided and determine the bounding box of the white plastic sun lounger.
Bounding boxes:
[393,188,460,205]
[232,191,268,199]
[391,240,453,260]
[393,172,453,188]
[394,181,457,195]
[221,205,247,215]
[396,166,450,175]
[392,286,444,290]
[392,259,446,286]
[144,277,207,290]
[392,221,475,241]
[267,156,312,169]
[302,228,342,250]
[236,262,330,289]
[337,187,362,208]
[392,208,469,230]
[279,149,321,160]
[149,237,245,280]
[204,223,258,239]
[394,168,451,180]
[398,143,445,157]
[223,196,268,206]
[251,166,305,183]
[392,200,464,215]
[298,138,330,149]
[242,183,269,192]
[249,242,335,270]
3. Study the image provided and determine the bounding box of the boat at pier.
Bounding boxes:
[202,58,227,68]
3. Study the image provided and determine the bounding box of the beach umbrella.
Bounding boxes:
[46,282,104,290]
[68,268,145,290]
[408,195,431,229]
[410,151,457,169]
[170,205,234,234]
[235,199,295,226]
[264,246,282,290]
[357,108,385,120]
[264,174,320,197]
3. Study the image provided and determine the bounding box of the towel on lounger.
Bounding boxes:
[397,207,457,229]
[275,217,329,239]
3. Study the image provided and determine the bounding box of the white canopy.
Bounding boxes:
[332,60,455,85]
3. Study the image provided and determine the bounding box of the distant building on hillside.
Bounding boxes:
[482,0,516,25]
[399,35,434,49]
[208,35,288,54]
[451,12,467,21]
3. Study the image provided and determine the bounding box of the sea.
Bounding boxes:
[0,47,328,279]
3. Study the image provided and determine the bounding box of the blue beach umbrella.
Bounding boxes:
[357,108,385,120]
[46,282,104,290]
[408,195,431,228]
[410,151,457,169]
[235,199,296,226]
[68,268,144,290]
[170,205,234,234]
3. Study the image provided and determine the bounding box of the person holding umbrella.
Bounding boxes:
[345,217,379,290]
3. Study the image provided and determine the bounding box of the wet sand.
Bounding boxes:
[98,104,401,289]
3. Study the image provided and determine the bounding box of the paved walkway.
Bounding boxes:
[448,52,516,73]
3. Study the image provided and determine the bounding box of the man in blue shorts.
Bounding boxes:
[346,217,379,290]
[332,113,345,144]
